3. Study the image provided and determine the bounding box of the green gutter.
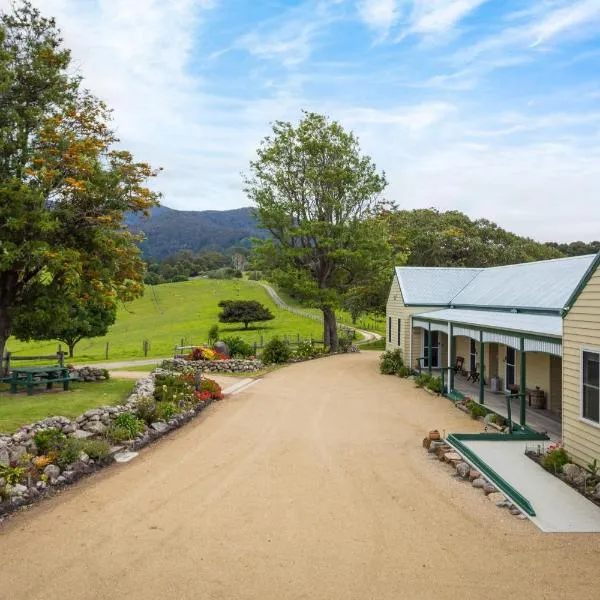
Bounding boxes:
[446,434,537,517]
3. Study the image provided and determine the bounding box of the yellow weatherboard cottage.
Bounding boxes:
[385,253,600,467]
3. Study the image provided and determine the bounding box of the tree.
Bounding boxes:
[12,287,117,357]
[0,2,160,360]
[218,300,274,329]
[245,111,392,350]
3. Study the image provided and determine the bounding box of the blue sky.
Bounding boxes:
[11,0,600,241]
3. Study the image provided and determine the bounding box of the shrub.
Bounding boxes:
[543,447,570,472]
[107,425,131,443]
[154,374,194,404]
[466,400,488,419]
[380,350,404,375]
[136,396,159,425]
[414,373,432,388]
[222,336,254,359]
[261,337,291,364]
[294,340,322,360]
[208,324,220,346]
[426,376,443,394]
[0,465,26,485]
[397,366,412,378]
[56,438,83,468]
[80,439,111,461]
[156,402,179,421]
[337,336,353,353]
[113,413,145,438]
[199,378,224,400]
[102,369,110,381]
[34,428,67,455]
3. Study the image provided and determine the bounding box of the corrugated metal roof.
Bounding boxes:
[451,254,597,311]
[395,254,598,311]
[413,308,562,338]
[395,267,482,305]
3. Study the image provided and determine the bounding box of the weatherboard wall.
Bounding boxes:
[563,264,600,467]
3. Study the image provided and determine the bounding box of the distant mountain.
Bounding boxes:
[125,205,264,259]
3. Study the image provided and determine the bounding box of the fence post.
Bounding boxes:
[253,342,257,355]
[260,334,264,347]
[105,342,109,360]
[4,351,11,375]
[143,340,149,357]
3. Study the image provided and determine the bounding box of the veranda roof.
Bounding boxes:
[412,308,562,339]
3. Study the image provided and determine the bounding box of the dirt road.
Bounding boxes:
[1,353,599,599]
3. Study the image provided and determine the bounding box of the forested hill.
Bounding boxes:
[125,205,264,259]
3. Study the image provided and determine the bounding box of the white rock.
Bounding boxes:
[113,451,139,463]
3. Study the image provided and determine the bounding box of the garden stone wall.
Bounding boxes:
[0,374,216,520]
[67,366,110,381]
[162,358,264,373]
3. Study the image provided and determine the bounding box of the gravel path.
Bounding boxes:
[1,353,598,599]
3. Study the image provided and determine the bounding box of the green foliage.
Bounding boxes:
[414,373,432,388]
[261,337,291,364]
[247,111,394,350]
[112,413,145,438]
[79,439,111,461]
[135,396,159,425]
[587,458,599,476]
[466,400,489,419]
[155,402,179,422]
[56,438,83,468]
[384,208,562,268]
[380,349,404,375]
[294,340,323,360]
[337,335,354,353]
[222,336,254,358]
[426,376,443,394]
[397,365,411,378]
[0,1,160,361]
[0,464,26,485]
[102,369,110,381]
[360,338,385,351]
[198,378,224,400]
[153,374,192,404]
[218,300,274,329]
[34,428,67,455]
[107,424,132,443]
[207,324,220,346]
[546,240,600,257]
[543,447,570,472]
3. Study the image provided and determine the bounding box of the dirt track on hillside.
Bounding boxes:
[1,353,599,600]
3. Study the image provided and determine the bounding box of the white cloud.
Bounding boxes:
[530,0,600,46]
[409,0,489,35]
[357,0,399,34]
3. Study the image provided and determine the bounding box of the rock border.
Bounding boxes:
[423,436,528,521]
[162,358,264,373]
[0,372,217,522]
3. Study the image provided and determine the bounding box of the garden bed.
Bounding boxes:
[0,368,224,521]
[525,447,600,509]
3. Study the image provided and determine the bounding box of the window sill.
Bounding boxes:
[578,417,600,430]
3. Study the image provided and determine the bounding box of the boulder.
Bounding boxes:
[9,445,27,462]
[151,422,169,433]
[83,422,107,435]
[456,462,471,479]
[483,482,497,495]
[562,463,581,480]
[43,464,60,480]
[472,478,486,489]
[6,483,27,497]
[214,341,229,357]
[70,430,94,439]
[0,448,9,467]
[468,470,482,481]
[487,492,506,504]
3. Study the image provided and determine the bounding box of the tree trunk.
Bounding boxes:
[0,291,13,376]
[322,306,338,352]
[68,343,75,358]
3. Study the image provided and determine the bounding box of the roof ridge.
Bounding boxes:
[485,253,597,271]
[449,269,486,304]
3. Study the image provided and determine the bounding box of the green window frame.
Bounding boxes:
[397,318,401,346]
[388,317,392,343]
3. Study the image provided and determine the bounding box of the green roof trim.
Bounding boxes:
[562,251,600,316]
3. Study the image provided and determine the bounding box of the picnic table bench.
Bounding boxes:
[8,365,80,396]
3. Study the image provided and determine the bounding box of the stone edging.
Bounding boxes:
[162,358,264,373]
[0,372,216,522]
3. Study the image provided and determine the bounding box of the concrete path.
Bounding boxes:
[461,439,600,532]
[1,354,600,600]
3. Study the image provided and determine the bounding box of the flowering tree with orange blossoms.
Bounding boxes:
[0,2,161,361]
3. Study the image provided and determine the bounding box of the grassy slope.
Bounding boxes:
[0,378,135,433]
[6,279,323,363]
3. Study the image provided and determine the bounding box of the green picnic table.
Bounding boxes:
[9,365,77,396]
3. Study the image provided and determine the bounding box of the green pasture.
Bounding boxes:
[5,279,324,364]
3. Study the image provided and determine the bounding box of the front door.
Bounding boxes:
[423,331,440,368]
[470,339,477,372]
[505,346,516,389]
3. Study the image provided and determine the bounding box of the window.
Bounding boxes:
[397,318,401,346]
[388,317,392,343]
[582,351,600,424]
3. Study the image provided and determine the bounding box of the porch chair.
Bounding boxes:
[466,363,480,383]
[453,356,464,374]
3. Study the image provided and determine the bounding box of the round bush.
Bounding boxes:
[261,338,291,364]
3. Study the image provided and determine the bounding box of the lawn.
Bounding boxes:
[5,279,324,364]
[0,378,135,433]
